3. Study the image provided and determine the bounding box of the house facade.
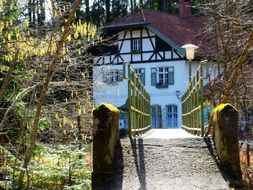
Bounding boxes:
[92,2,206,129]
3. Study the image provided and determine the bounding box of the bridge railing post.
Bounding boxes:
[92,103,119,186]
[211,103,242,183]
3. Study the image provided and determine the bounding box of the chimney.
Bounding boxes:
[179,0,192,17]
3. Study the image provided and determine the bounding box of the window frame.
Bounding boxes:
[134,68,145,85]
[132,38,142,52]
[103,69,123,84]
[155,66,174,86]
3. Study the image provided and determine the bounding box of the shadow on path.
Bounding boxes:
[92,137,147,190]
[130,138,147,190]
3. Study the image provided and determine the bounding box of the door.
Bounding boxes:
[166,105,178,128]
[151,105,162,128]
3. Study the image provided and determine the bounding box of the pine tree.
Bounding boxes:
[111,0,128,20]
[85,0,90,23]
[91,0,105,27]
[105,0,111,23]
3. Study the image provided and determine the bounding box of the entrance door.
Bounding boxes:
[166,105,178,128]
[151,105,162,128]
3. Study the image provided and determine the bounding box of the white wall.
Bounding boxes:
[93,60,189,128]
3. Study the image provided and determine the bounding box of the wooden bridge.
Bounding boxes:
[92,63,243,190]
[94,129,230,190]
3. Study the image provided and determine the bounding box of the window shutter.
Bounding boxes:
[151,68,157,86]
[102,71,108,83]
[168,67,174,85]
[140,69,145,85]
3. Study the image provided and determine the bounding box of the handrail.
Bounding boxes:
[123,62,151,137]
[182,63,207,136]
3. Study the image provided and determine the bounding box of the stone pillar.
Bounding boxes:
[212,103,242,181]
[92,103,119,185]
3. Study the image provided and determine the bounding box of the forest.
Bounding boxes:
[0,0,253,189]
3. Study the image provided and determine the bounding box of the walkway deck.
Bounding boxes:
[140,129,200,139]
[94,129,230,190]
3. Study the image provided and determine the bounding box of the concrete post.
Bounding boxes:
[212,103,242,181]
[92,103,119,186]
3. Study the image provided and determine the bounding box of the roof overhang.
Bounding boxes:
[102,22,149,32]
[145,25,186,56]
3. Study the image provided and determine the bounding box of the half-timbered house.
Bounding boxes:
[92,1,206,129]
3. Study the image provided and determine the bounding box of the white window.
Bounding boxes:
[157,67,169,85]
[134,68,145,85]
[103,69,123,83]
[132,39,141,52]
[151,105,162,128]
[152,66,174,86]
[166,105,178,128]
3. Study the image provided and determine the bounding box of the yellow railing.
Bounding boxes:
[182,63,208,136]
[123,62,151,137]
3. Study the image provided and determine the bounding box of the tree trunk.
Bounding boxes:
[105,0,111,23]
[38,0,45,26]
[130,0,133,12]
[85,0,90,23]
[28,0,32,27]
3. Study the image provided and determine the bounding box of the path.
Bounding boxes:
[94,129,230,190]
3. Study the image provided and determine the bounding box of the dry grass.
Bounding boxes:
[85,144,93,172]
[240,145,253,189]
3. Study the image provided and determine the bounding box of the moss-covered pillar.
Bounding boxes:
[92,103,119,185]
[212,103,242,181]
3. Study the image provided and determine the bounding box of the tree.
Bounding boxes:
[143,0,179,13]
[105,0,111,23]
[199,0,253,131]
[91,0,105,27]
[0,0,97,188]
[27,0,46,28]
[111,0,128,20]
[85,0,90,23]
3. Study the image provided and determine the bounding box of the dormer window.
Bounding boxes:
[132,39,141,53]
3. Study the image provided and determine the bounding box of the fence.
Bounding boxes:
[182,63,208,136]
[123,62,151,137]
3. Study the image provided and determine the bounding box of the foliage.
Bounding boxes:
[0,0,96,188]
[0,143,91,190]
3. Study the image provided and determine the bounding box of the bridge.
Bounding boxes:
[94,129,229,190]
[92,63,243,190]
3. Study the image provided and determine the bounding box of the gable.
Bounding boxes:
[93,27,185,65]
[145,25,186,56]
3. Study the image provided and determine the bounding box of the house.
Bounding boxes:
[92,0,207,129]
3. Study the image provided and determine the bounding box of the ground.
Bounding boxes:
[94,129,231,190]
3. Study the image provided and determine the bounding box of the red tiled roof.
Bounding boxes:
[103,10,209,53]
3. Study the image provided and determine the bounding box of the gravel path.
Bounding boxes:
[94,129,230,190]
